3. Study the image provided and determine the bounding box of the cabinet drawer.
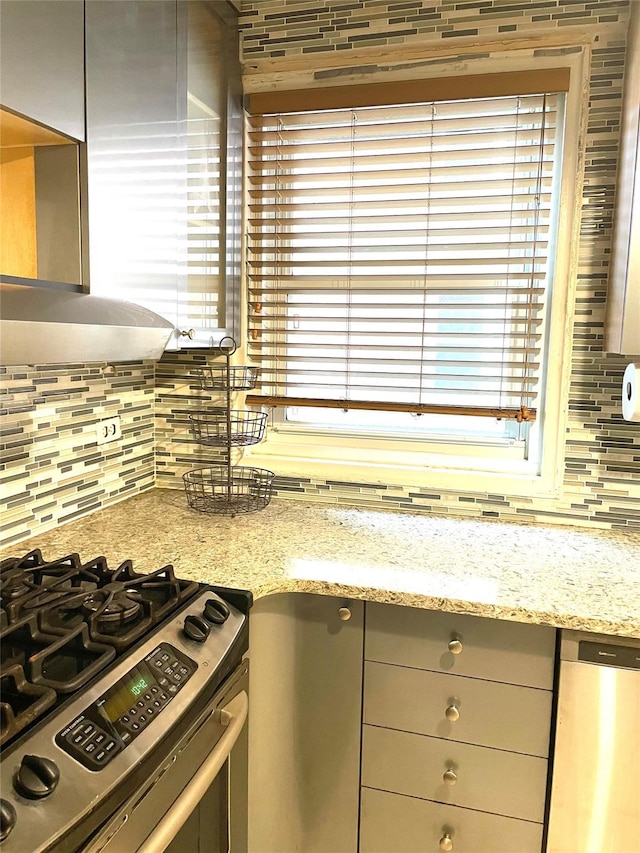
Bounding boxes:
[365,603,555,689]
[360,787,543,853]
[362,725,548,823]
[364,661,552,756]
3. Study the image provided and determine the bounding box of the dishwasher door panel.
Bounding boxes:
[547,658,640,853]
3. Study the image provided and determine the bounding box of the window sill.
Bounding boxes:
[243,430,562,499]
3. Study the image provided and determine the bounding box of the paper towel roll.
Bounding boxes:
[622,362,640,422]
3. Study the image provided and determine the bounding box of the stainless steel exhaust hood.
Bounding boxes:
[0,286,174,365]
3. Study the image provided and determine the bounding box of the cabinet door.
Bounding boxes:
[606,1,640,355]
[85,0,182,331]
[248,593,363,853]
[85,0,241,350]
[178,0,242,348]
[0,0,85,140]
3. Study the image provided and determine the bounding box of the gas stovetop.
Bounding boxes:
[0,549,201,749]
[0,549,251,852]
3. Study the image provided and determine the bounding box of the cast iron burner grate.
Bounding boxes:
[0,550,200,748]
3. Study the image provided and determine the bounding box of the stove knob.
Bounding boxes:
[0,799,17,841]
[183,614,211,642]
[14,754,60,799]
[203,597,230,625]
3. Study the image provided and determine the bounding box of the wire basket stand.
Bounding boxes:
[189,409,266,448]
[183,337,274,517]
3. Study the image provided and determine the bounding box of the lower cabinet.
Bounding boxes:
[362,725,548,825]
[247,593,364,853]
[363,661,553,757]
[360,788,544,853]
[360,603,556,853]
[246,597,556,853]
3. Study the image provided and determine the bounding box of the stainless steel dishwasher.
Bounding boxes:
[547,630,640,853]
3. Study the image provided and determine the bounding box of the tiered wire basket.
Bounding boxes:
[189,410,267,447]
[183,465,274,515]
[183,337,274,516]
[195,364,260,392]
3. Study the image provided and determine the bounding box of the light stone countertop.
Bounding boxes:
[3,489,640,638]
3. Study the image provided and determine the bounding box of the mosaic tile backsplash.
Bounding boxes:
[239,0,631,58]
[155,351,232,487]
[1,0,639,545]
[1,362,155,546]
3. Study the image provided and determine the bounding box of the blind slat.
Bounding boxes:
[248,179,554,202]
[249,256,549,269]
[248,193,552,213]
[249,273,547,284]
[248,126,556,146]
[249,139,556,165]
[250,288,544,298]
[248,209,551,225]
[250,225,547,239]
[248,162,555,187]
[248,346,541,356]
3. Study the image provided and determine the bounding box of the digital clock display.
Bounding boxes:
[129,677,148,697]
[100,663,157,723]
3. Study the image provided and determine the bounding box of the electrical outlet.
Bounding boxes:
[95,416,122,445]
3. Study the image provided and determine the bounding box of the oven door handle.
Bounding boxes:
[137,689,248,853]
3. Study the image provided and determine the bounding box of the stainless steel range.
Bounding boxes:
[0,549,251,853]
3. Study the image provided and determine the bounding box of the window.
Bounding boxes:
[244,66,582,489]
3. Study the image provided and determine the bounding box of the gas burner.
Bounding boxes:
[0,551,112,624]
[0,663,57,746]
[0,613,115,711]
[0,550,82,590]
[0,569,33,601]
[82,585,143,627]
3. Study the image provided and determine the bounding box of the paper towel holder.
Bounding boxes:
[622,362,640,422]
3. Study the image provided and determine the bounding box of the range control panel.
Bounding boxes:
[56,643,196,771]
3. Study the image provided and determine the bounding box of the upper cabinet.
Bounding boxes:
[0,109,85,287]
[606,2,640,356]
[85,0,242,350]
[184,1,243,350]
[85,0,181,328]
[0,0,86,289]
[0,0,85,141]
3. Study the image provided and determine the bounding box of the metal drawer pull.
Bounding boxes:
[445,703,460,722]
[338,607,352,621]
[180,328,195,339]
[443,768,458,786]
[448,637,463,655]
[439,832,454,851]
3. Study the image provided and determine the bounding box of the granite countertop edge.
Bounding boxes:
[3,489,639,639]
[245,577,638,638]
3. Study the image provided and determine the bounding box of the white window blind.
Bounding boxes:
[246,75,567,424]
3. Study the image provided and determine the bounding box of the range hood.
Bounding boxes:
[0,286,174,365]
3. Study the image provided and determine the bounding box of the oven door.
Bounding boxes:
[83,661,248,853]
